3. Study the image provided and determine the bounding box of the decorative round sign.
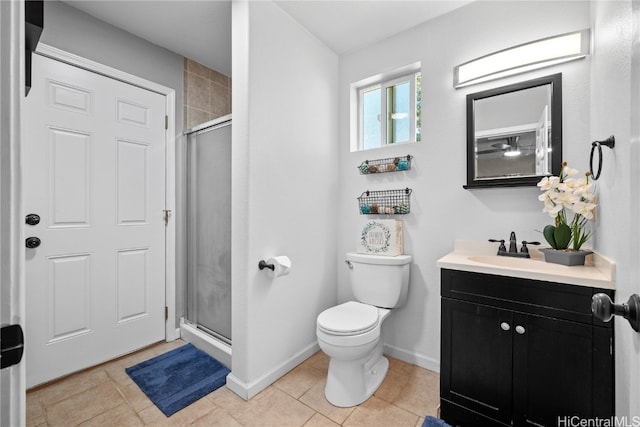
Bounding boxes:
[360,221,392,254]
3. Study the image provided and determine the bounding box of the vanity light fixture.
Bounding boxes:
[454,29,590,88]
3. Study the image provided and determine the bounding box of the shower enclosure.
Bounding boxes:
[181,116,232,365]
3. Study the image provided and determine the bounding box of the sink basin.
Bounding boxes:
[468,255,542,270]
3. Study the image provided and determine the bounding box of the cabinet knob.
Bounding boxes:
[500,322,510,331]
[515,325,526,335]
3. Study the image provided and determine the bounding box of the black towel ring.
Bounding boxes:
[589,135,615,180]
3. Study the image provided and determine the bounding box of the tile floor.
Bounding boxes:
[26,340,440,426]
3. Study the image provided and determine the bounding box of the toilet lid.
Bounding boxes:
[317,301,379,335]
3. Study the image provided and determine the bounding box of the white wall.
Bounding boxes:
[229,1,339,398]
[338,1,591,371]
[590,0,640,417]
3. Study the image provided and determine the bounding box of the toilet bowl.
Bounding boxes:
[316,252,411,407]
[316,301,391,407]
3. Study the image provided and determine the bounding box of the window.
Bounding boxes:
[358,72,421,150]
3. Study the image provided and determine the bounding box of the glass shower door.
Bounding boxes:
[186,120,232,343]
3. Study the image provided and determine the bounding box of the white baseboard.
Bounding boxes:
[226,342,320,400]
[383,343,440,373]
[225,373,250,400]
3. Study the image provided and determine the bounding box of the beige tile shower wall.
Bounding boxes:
[184,58,231,129]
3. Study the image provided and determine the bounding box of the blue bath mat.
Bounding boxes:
[422,416,451,427]
[125,343,230,417]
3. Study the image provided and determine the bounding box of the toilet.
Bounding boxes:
[316,252,412,407]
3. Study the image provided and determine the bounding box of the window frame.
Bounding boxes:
[357,71,420,151]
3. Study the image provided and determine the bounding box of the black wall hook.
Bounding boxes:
[592,293,640,332]
[589,135,615,180]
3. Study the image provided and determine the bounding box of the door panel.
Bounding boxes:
[116,248,150,323]
[24,54,167,387]
[116,99,150,127]
[513,313,593,426]
[48,127,92,227]
[441,299,513,424]
[116,138,149,224]
[47,254,92,342]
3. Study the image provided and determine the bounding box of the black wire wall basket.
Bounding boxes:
[358,155,412,174]
[357,188,412,215]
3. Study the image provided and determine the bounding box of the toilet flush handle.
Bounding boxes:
[345,260,353,269]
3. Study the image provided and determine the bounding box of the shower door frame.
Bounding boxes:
[185,115,232,345]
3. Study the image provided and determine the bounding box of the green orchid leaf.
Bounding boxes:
[554,223,572,249]
[543,225,558,249]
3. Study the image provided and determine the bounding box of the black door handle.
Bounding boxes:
[1,324,24,369]
[25,213,40,225]
[592,293,640,332]
[26,236,41,248]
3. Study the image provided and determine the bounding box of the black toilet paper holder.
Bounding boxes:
[258,260,275,271]
[592,293,640,332]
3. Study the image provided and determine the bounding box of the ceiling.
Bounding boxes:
[63,0,472,77]
[275,1,471,54]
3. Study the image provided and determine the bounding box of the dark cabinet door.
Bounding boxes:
[441,299,514,424]
[512,313,595,427]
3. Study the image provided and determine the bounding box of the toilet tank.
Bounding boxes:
[346,252,412,308]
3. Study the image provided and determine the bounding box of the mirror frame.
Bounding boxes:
[464,73,562,189]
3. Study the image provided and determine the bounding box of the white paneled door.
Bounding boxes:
[24,54,167,387]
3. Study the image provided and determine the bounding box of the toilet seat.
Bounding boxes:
[317,301,379,336]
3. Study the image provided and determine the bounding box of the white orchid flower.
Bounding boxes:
[559,178,580,192]
[544,202,563,217]
[572,201,597,219]
[563,166,579,177]
[573,178,593,194]
[537,176,559,191]
[556,191,580,208]
[539,193,562,216]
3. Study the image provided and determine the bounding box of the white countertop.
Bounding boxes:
[437,241,615,290]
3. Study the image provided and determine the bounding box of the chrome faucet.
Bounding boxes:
[489,231,540,258]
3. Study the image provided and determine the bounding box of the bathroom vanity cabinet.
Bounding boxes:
[440,269,614,427]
